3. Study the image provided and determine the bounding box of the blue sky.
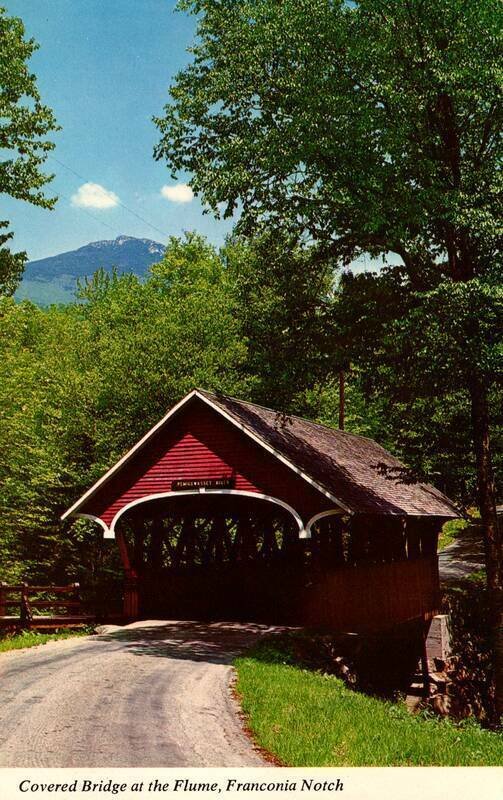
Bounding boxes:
[4,0,234,261]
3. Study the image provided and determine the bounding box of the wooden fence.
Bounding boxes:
[0,583,94,629]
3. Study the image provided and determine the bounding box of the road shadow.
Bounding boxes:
[97,620,421,700]
[97,620,293,664]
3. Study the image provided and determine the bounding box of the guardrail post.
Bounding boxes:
[20,583,33,629]
[0,582,5,617]
[73,582,82,617]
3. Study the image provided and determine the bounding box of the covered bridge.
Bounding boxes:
[62,389,460,632]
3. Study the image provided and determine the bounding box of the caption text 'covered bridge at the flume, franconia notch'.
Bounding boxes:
[62,389,460,631]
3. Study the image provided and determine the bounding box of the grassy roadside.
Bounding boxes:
[0,628,91,653]
[234,636,503,766]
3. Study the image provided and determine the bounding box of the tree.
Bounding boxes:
[155,0,502,719]
[224,232,337,412]
[333,266,502,499]
[0,6,59,294]
[224,233,388,440]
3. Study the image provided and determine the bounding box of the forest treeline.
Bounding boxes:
[1,232,501,587]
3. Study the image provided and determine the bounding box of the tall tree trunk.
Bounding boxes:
[469,373,503,723]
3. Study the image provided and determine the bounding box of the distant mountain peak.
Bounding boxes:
[86,234,164,250]
[115,234,137,245]
[17,235,166,305]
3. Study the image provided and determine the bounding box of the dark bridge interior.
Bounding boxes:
[117,494,440,631]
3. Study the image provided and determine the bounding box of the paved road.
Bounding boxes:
[0,620,272,767]
[438,524,485,586]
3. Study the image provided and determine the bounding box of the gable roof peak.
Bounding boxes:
[62,387,461,521]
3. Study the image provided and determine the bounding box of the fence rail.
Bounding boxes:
[0,582,94,629]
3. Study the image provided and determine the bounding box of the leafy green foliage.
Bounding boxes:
[332,267,502,501]
[0,222,26,297]
[0,6,59,295]
[224,232,389,440]
[439,518,469,551]
[225,232,338,412]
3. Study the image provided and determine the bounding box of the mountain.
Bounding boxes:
[15,235,166,305]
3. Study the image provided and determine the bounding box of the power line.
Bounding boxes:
[49,154,170,241]
[57,190,121,235]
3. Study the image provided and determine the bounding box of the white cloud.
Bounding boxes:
[71,182,119,209]
[160,183,194,204]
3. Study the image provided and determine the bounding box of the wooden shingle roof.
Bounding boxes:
[199,390,460,518]
[62,388,461,523]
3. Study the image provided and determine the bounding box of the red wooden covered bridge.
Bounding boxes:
[62,389,460,632]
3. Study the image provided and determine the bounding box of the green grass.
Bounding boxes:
[438,518,469,551]
[234,638,503,766]
[0,628,91,653]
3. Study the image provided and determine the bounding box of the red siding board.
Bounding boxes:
[81,399,334,527]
